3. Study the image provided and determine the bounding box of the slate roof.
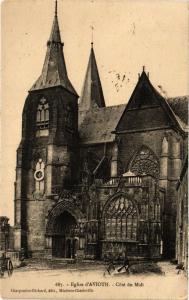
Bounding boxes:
[116,72,188,134]
[79,45,105,111]
[167,96,188,125]
[30,11,77,96]
[79,105,125,144]
[79,96,188,144]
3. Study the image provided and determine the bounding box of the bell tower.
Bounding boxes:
[14,1,79,256]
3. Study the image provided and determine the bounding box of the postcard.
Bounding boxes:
[0,0,188,299]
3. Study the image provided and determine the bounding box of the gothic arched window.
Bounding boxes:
[36,98,49,137]
[129,145,159,179]
[104,195,138,241]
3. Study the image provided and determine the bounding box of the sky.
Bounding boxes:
[1,0,189,225]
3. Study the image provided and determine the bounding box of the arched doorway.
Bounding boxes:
[52,211,77,258]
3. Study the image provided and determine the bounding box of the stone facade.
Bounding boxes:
[14,4,188,261]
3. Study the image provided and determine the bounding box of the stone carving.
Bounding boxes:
[130,145,160,179]
[59,189,75,201]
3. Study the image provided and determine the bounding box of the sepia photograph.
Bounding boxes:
[0,0,188,299]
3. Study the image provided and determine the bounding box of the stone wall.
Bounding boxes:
[115,129,183,257]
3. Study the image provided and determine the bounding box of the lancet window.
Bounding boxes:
[36,98,49,137]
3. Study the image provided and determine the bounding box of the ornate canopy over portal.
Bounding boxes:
[46,197,84,236]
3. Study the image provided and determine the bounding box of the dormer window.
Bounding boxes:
[36,98,49,137]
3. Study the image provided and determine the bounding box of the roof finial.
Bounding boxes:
[90,25,94,47]
[55,0,58,17]
[143,65,145,72]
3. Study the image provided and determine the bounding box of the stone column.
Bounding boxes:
[167,134,182,258]
[111,143,118,177]
[46,144,53,196]
[171,137,182,180]
[159,136,169,189]
[14,160,23,251]
[45,236,52,258]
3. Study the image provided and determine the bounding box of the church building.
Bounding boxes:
[14,2,188,261]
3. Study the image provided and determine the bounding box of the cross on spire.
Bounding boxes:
[90,25,94,47]
[80,40,105,110]
[55,0,58,16]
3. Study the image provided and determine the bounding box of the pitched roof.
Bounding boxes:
[115,71,188,134]
[79,44,105,111]
[167,96,188,125]
[78,94,188,145]
[30,7,77,96]
[79,105,125,144]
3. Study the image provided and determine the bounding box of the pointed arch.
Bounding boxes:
[129,145,159,179]
[102,192,139,241]
[36,97,49,137]
[36,98,49,126]
[46,200,84,235]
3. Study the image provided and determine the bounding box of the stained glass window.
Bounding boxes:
[104,196,138,241]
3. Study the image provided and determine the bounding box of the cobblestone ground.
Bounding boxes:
[1,259,187,277]
[1,260,187,300]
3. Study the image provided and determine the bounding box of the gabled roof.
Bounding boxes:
[79,105,125,144]
[115,71,187,134]
[79,44,105,111]
[30,4,77,96]
[167,96,188,125]
[79,73,188,144]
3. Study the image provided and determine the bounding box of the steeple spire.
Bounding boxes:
[48,3,62,44]
[30,0,77,96]
[80,45,105,111]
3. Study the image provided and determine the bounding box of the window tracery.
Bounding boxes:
[104,196,138,241]
[130,146,159,179]
[36,98,49,137]
[142,222,148,243]
[140,203,148,220]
